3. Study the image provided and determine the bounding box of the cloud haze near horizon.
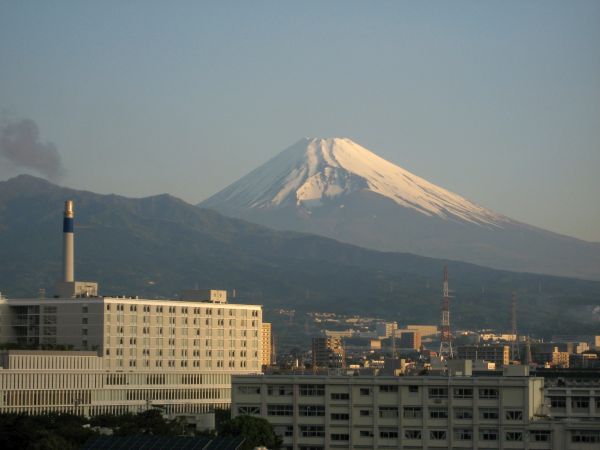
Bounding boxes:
[0,119,64,181]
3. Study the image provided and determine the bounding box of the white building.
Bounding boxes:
[0,200,265,416]
[231,365,600,450]
[0,293,263,415]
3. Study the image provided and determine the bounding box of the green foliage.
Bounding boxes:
[0,410,185,449]
[89,409,184,436]
[220,415,282,450]
[0,413,93,450]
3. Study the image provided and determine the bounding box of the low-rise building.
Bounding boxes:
[232,367,600,450]
[456,344,510,367]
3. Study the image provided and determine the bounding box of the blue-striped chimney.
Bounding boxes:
[63,200,74,282]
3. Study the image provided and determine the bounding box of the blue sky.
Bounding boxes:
[1,1,599,241]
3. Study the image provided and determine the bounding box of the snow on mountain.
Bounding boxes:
[200,137,600,280]
[204,137,507,227]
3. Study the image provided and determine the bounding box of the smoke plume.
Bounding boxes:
[0,118,64,180]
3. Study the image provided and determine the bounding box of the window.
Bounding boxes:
[238,385,260,394]
[430,430,446,440]
[300,384,324,396]
[330,413,349,421]
[267,385,293,396]
[479,388,499,399]
[455,408,473,420]
[429,387,448,398]
[480,408,499,420]
[379,429,398,439]
[299,405,325,416]
[378,406,399,418]
[531,430,551,442]
[505,410,523,420]
[480,429,499,441]
[455,429,472,440]
[506,431,523,442]
[359,387,371,396]
[300,425,324,438]
[82,318,88,325]
[379,385,398,392]
[359,409,372,416]
[572,397,589,409]
[429,408,448,419]
[331,392,349,400]
[408,385,419,393]
[330,434,349,441]
[550,396,566,408]
[359,430,373,438]
[267,404,293,416]
[453,387,473,399]
[403,407,422,418]
[571,430,600,443]
[404,429,421,439]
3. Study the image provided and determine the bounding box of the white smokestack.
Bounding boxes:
[63,200,74,282]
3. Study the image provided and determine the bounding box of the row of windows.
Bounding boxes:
[550,396,599,409]
[258,384,500,399]
[111,358,257,369]
[107,325,259,336]
[240,403,524,423]
[107,303,259,317]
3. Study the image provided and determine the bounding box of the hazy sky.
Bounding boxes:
[1,1,599,242]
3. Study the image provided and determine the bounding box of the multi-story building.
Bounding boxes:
[312,336,344,369]
[0,293,262,372]
[231,365,600,450]
[0,293,263,415]
[0,350,235,416]
[397,330,421,350]
[406,324,438,337]
[456,344,510,367]
[261,322,272,367]
[376,322,397,339]
[0,200,263,416]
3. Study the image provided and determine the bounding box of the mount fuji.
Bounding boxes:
[200,138,600,280]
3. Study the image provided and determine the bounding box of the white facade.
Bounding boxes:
[0,296,262,372]
[231,372,600,450]
[0,296,263,415]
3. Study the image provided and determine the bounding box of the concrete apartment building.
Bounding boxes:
[0,292,264,415]
[456,344,510,367]
[261,322,272,367]
[312,336,345,369]
[0,200,265,416]
[397,330,421,350]
[232,364,600,449]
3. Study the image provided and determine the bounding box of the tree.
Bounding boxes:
[220,415,282,450]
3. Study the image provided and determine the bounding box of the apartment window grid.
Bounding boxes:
[429,387,448,399]
[479,388,499,399]
[455,428,472,440]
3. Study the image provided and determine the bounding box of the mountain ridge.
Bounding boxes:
[200,138,600,281]
[1,174,599,343]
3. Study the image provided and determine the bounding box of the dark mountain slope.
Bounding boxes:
[1,175,599,337]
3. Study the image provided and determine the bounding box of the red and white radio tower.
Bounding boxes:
[439,265,453,358]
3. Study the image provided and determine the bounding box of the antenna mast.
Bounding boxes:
[439,265,453,358]
[511,291,520,362]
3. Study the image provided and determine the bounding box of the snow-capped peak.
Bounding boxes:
[202,137,507,226]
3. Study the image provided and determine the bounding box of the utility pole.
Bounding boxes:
[439,266,453,358]
[511,291,520,362]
